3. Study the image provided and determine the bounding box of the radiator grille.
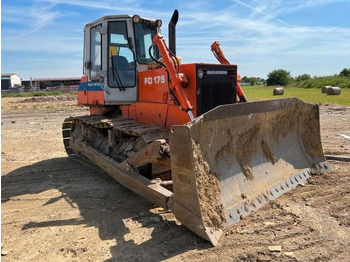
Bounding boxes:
[198,82,235,115]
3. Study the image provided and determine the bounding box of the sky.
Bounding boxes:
[1,0,350,80]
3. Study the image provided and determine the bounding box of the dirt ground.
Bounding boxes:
[1,96,349,262]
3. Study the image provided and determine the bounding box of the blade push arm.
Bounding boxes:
[211,41,247,102]
[211,41,230,65]
[153,33,194,120]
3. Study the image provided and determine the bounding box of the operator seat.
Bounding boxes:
[112,55,130,71]
[111,55,135,87]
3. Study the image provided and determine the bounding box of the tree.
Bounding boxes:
[247,77,257,85]
[266,69,291,86]
[339,68,350,77]
[242,76,249,82]
[296,73,311,81]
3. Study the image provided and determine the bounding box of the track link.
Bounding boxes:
[63,115,169,154]
[62,115,170,176]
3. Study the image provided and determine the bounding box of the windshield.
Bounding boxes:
[133,20,159,64]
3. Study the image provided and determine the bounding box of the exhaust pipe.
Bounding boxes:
[168,9,179,55]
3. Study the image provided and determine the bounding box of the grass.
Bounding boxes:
[2,86,348,106]
[243,85,350,106]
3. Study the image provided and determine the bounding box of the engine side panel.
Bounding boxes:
[119,63,238,128]
[138,67,169,103]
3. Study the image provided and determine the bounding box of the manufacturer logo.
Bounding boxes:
[207,70,227,75]
[88,82,104,87]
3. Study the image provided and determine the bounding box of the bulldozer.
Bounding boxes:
[62,10,329,246]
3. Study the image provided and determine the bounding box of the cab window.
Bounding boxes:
[108,21,136,88]
[133,21,159,64]
[90,24,102,80]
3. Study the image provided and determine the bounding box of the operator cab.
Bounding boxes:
[82,15,161,104]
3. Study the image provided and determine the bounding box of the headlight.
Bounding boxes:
[197,69,204,79]
[132,15,141,23]
[197,69,206,79]
[155,19,162,27]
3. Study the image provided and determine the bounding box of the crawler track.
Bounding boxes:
[63,115,168,155]
[62,115,171,179]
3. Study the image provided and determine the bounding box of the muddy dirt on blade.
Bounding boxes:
[170,98,329,245]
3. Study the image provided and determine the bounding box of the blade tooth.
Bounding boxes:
[224,167,318,227]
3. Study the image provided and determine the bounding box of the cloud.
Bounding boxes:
[41,0,167,17]
[2,0,350,79]
[172,0,350,76]
[234,0,346,17]
[2,2,62,38]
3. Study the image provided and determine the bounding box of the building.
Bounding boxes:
[32,77,80,91]
[21,80,32,88]
[1,73,22,90]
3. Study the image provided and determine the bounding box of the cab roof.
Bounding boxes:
[85,14,156,28]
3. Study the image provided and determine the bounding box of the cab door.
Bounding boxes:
[104,20,137,104]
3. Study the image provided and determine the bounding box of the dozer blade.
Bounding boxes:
[170,97,330,246]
